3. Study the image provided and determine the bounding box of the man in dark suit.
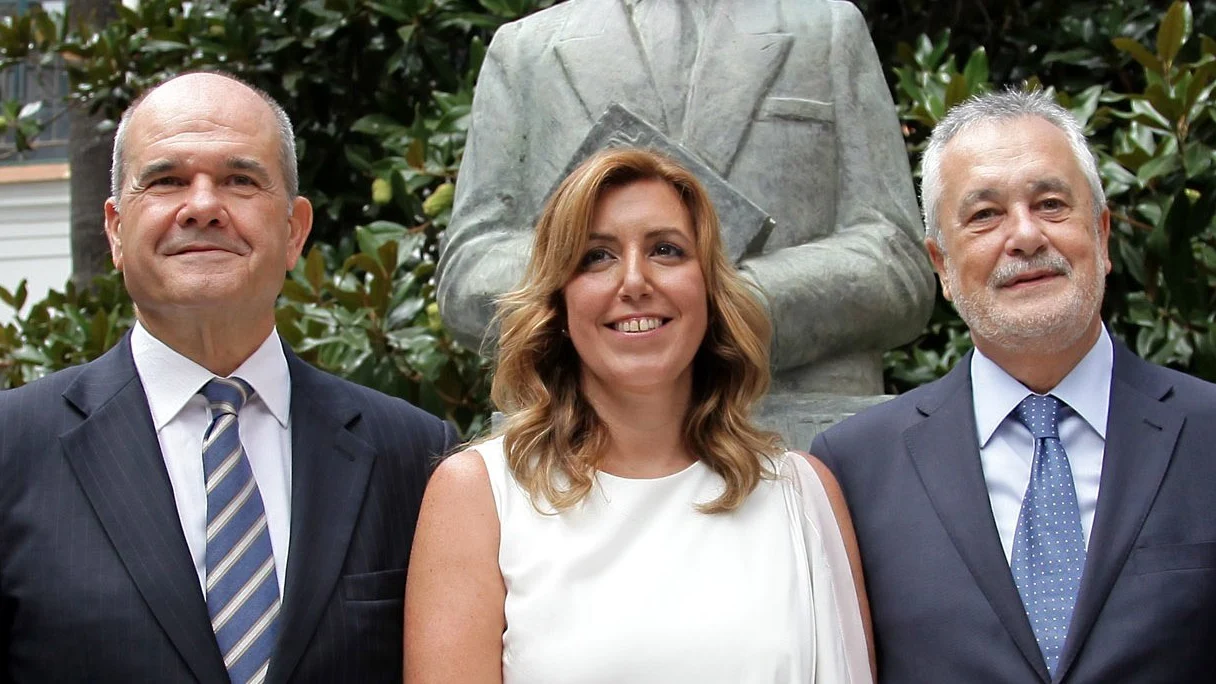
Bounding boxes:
[0,72,456,683]
[812,89,1216,683]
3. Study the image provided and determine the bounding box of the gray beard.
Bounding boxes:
[946,248,1106,356]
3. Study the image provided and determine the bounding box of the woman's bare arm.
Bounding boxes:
[800,451,876,680]
[404,450,506,683]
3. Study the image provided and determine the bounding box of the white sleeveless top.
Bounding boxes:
[476,437,871,683]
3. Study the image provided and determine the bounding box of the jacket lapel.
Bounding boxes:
[683,0,792,175]
[903,357,1052,683]
[58,336,227,683]
[1053,343,1181,681]
[553,0,665,129]
[268,354,376,683]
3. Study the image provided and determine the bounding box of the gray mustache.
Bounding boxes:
[990,253,1071,287]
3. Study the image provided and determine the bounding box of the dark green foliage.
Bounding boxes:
[0,97,44,159]
[0,271,134,387]
[277,220,492,437]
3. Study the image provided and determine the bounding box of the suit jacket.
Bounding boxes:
[0,333,457,683]
[436,0,934,394]
[812,341,1216,683]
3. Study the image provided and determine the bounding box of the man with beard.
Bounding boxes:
[811,89,1216,683]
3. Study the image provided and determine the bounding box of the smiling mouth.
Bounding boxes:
[609,317,669,333]
[1001,270,1064,288]
[172,246,232,256]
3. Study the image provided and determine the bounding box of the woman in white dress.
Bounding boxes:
[405,148,873,683]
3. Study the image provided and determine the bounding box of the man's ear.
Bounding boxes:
[1098,206,1112,275]
[104,198,124,271]
[284,196,314,269]
[925,237,952,302]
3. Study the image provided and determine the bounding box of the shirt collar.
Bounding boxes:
[130,322,291,430]
[971,326,1113,447]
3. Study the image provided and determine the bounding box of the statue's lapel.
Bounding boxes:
[684,0,792,174]
[554,0,665,129]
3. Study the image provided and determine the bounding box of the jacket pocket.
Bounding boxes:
[1128,541,1216,575]
[757,97,835,123]
[342,568,406,601]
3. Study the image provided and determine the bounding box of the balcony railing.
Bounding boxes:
[1,0,70,164]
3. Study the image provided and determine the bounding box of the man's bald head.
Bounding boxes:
[109,72,298,210]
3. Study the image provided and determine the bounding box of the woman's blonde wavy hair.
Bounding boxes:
[490,147,781,514]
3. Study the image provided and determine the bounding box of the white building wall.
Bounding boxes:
[0,166,72,323]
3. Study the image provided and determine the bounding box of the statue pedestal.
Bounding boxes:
[756,392,892,451]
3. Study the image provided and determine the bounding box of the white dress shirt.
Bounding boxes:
[131,322,293,596]
[972,327,1112,562]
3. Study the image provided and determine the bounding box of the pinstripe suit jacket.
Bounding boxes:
[0,333,457,683]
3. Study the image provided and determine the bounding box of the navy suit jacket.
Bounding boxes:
[0,333,457,683]
[813,341,1216,683]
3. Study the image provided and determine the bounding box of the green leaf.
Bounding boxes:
[1130,98,1173,132]
[356,221,408,256]
[304,247,325,293]
[406,138,426,169]
[1144,81,1180,123]
[927,32,950,69]
[387,296,426,328]
[962,48,988,88]
[329,287,366,311]
[343,144,373,172]
[378,241,399,275]
[344,253,387,279]
[1137,151,1180,184]
[1041,47,1100,67]
[350,114,406,136]
[944,73,968,109]
[280,279,316,303]
[1182,143,1214,177]
[1112,37,1163,75]
[140,39,189,53]
[1185,79,1215,123]
[1099,157,1137,196]
[1065,87,1102,130]
[1156,1,1192,66]
[89,309,109,354]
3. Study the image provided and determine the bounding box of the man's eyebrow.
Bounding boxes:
[226,156,272,179]
[135,159,179,185]
[957,188,1001,212]
[1030,178,1073,196]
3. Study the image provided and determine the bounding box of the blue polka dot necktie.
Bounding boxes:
[1010,394,1085,675]
[200,378,280,684]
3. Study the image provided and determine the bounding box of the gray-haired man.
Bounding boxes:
[812,89,1216,682]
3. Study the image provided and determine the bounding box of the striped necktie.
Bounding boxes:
[200,377,280,684]
[1009,393,1086,675]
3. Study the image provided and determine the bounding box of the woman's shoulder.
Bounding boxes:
[773,450,850,524]
[439,434,508,491]
[776,450,840,487]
